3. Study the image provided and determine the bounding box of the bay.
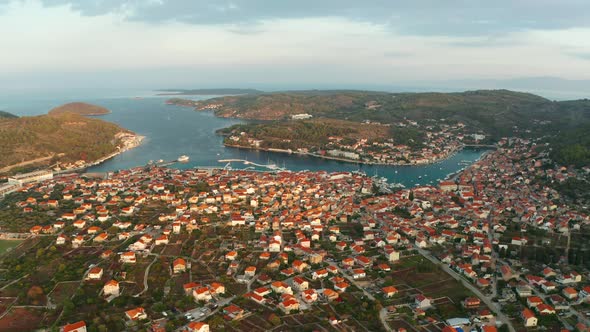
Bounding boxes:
[1,93,488,187]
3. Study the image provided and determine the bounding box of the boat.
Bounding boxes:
[178,155,190,163]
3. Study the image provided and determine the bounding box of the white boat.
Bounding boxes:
[178,155,190,163]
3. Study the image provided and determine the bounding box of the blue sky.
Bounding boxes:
[1,0,590,93]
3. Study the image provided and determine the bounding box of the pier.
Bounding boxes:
[218,159,286,171]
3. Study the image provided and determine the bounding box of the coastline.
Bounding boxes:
[222,143,480,167]
[54,133,145,174]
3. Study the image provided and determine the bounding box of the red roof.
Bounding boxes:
[63,321,86,332]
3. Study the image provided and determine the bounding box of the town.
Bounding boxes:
[224,119,487,166]
[0,138,589,332]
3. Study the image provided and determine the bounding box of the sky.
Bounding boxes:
[1,0,590,95]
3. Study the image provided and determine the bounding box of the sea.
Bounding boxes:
[0,89,489,187]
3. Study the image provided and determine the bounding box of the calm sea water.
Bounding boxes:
[1,92,488,187]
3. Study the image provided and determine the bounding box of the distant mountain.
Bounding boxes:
[0,111,18,119]
[48,102,111,116]
[156,88,263,96]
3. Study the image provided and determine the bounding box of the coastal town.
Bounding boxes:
[223,119,487,166]
[0,137,588,331]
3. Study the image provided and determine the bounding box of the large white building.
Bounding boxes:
[8,170,53,185]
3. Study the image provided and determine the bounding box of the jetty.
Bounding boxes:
[218,159,286,171]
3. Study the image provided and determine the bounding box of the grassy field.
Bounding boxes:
[0,240,23,255]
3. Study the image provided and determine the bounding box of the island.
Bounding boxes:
[48,102,111,116]
[0,103,142,174]
[168,89,590,165]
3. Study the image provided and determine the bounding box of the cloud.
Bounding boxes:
[33,0,590,37]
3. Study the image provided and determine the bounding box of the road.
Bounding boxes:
[326,262,375,301]
[379,307,394,332]
[496,256,590,329]
[133,255,158,297]
[416,247,516,332]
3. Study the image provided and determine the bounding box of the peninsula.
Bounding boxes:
[0,103,142,174]
[168,89,590,165]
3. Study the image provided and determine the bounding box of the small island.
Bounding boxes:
[48,102,111,116]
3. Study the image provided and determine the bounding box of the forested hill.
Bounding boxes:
[0,112,128,171]
[0,111,18,119]
[179,89,590,140]
[48,102,111,116]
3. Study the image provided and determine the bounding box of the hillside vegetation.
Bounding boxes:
[48,102,111,116]
[0,111,18,119]
[0,112,126,170]
[218,118,389,150]
[186,90,590,139]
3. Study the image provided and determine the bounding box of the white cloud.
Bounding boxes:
[0,0,589,88]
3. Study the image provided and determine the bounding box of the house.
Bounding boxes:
[62,321,87,332]
[521,308,537,327]
[193,287,212,302]
[463,297,481,309]
[526,296,543,308]
[271,281,293,295]
[225,251,238,261]
[292,260,308,273]
[280,296,300,313]
[500,265,516,281]
[536,303,556,315]
[245,266,256,277]
[120,251,136,264]
[186,322,209,332]
[387,249,400,262]
[563,287,578,300]
[173,258,187,273]
[580,286,590,300]
[302,289,318,303]
[86,267,103,280]
[125,307,147,321]
[223,304,244,320]
[352,269,366,279]
[103,280,120,297]
[322,288,339,301]
[334,282,350,293]
[415,294,432,309]
[56,234,68,245]
[210,282,225,294]
[382,286,398,298]
[477,278,491,288]
[312,269,328,280]
[293,277,309,291]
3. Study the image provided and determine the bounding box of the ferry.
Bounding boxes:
[178,155,190,163]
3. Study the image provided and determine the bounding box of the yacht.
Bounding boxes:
[178,155,190,163]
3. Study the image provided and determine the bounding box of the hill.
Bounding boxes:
[156,88,263,95]
[0,111,18,119]
[48,102,111,116]
[174,89,590,139]
[0,112,129,171]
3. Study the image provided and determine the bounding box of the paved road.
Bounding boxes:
[379,307,394,332]
[416,247,516,332]
[134,255,158,297]
[496,257,590,329]
[327,262,375,301]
